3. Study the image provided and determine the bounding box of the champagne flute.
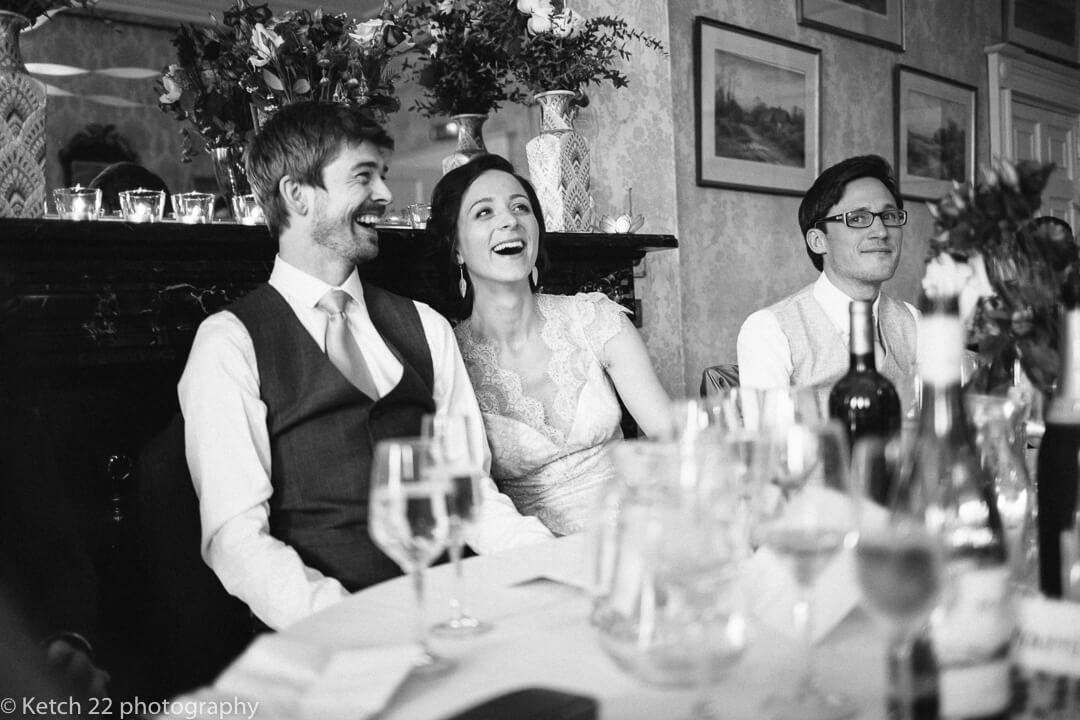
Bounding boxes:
[752,420,857,720]
[851,437,944,720]
[421,413,492,636]
[368,437,453,672]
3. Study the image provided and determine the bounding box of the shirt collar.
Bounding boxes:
[812,272,881,336]
[269,255,367,312]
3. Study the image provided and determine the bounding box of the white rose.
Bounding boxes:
[526,11,553,34]
[159,70,182,104]
[517,0,553,15]
[923,251,995,328]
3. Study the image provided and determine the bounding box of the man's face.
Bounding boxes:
[808,177,903,297]
[309,140,392,264]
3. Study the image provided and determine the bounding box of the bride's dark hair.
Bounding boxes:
[428,153,548,318]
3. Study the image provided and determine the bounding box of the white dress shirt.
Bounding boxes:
[736,273,918,390]
[179,256,552,630]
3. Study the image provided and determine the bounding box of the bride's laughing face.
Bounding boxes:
[454,170,539,288]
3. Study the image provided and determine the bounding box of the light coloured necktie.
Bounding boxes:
[317,290,379,399]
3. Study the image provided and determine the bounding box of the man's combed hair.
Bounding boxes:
[245,102,394,237]
[798,154,903,272]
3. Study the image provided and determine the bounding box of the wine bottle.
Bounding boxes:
[898,294,1012,720]
[829,299,902,504]
[1036,269,1080,598]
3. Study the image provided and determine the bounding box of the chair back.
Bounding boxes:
[133,414,252,697]
[700,364,740,397]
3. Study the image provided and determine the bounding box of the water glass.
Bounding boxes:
[408,202,432,229]
[173,192,215,224]
[119,189,165,223]
[592,440,747,687]
[368,437,453,673]
[53,186,101,221]
[231,193,265,225]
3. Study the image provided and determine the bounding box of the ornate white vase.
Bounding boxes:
[0,11,46,218]
[441,113,488,175]
[526,90,592,233]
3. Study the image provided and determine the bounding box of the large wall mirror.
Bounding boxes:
[22,3,536,214]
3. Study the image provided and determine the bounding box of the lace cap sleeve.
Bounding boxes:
[574,292,632,367]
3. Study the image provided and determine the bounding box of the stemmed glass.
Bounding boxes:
[751,419,857,720]
[421,413,492,636]
[368,437,453,672]
[851,437,944,720]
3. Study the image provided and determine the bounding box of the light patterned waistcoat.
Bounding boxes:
[771,283,918,415]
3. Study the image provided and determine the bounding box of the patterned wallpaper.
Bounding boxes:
[667,0,997,395]
[18,2,1003,399]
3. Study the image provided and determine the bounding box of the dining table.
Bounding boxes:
[185,533,887,720]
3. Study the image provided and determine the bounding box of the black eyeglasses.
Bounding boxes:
[814,208,908,229]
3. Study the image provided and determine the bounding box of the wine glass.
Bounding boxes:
[368,437,453,672]
[751,420,857,720]
[851,436,944,720]
[421,413,492,637]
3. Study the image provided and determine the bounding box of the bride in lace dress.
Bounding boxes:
[428,155,671,535]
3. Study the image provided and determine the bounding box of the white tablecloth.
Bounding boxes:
[207,534,887,720]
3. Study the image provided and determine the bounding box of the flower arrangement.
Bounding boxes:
[403,0,524,117]
[1,0,95,25]
[922,159,1075,394]
[403,0,664,117]
[506,0,665,103]
[158,1,417,161]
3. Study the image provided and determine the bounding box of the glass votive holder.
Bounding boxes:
[231,194,265,225]
[53,186,101,221]
[173,191,215,224]
[408,202,432,229]
[119,188,165,223]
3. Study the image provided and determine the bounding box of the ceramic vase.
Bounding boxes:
[441,114,488,175]
[525,90,592,233]
[0,11,46,218]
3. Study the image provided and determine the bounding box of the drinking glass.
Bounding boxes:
[368,437,453,672]
[421,413,492,637]
[752,420,857,720]
[851,437,944,720]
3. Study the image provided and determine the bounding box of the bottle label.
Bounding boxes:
[939,659,1011,717]
[917,315,964,384]
[935,565,1013,657]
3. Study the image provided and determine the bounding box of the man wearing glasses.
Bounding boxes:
[736,154,918,412]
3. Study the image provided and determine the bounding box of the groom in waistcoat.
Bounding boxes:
[178,102,552,632]
[736,154,918,413]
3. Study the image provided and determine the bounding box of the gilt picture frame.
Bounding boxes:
[694,18,821,195]
[894,65,976,201]
[1003,0,1080,66]
[798,0,905,51]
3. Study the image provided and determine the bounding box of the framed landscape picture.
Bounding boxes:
[1004,0,1080,65]
[798,0,904,51]
[894,66,976,200]
[694,18,821,195]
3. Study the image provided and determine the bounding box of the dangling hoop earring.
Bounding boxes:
[458,264,468,299]
[530,266,539,288]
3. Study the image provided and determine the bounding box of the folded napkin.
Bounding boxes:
[182,634,424,720]
[741,486,886,644]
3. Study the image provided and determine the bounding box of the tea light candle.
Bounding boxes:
[129,202,153,223]
[179,204,205,224]
[70,197,93,221]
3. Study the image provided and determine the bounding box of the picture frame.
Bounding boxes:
[894,65,976,201]
[694,18,821,196]
[798,0,904,51]
[1003,0,1080,66]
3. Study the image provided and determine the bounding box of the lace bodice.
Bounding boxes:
[455,293,630,535]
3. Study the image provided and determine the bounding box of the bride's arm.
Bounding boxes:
[603,321,672,439]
